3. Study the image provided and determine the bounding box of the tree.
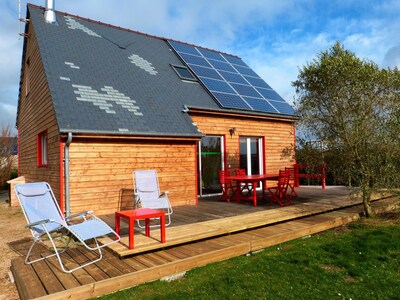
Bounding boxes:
[0,125,17,188]
[293,41,400,217]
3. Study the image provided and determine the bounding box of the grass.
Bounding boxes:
[99,211,400,300]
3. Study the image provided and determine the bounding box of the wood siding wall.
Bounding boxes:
[191,113,295,174]
[68,139,196,215]
[17,22,61,199]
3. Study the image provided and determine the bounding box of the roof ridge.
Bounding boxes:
[27,3,239,58]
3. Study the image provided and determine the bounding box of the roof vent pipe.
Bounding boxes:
[44,0,57,24]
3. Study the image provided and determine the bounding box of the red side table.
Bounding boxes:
[115,208,166,250]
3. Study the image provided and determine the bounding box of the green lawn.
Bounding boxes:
[99,211,400,300]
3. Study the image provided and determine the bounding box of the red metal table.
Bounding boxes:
[115,208,166,250]
[225,173,279,206]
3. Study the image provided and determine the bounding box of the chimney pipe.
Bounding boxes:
[44,0,57,24]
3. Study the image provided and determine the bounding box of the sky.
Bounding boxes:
[1,0,400,135]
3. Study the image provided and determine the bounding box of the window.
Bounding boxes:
[37,130,48,166]
[240,137,263,175]
[240,136,264,189]
[171,65,197,81]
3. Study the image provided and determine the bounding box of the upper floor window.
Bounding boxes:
[37,130,48,167]
[171,65,197,82]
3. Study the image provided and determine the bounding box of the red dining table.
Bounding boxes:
[225,173,279,206]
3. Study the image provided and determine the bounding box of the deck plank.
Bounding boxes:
[68,248,110,281]
[42,255,81,290]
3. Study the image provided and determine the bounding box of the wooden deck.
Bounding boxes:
[9,187,399,300]
[100,186,356,256]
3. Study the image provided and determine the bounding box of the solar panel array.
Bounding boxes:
[168,41,295,115]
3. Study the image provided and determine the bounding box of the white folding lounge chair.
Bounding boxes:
[14,182,120,273]
[133,170,173,228]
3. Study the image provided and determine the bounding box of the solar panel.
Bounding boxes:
[180,53,211,68]
[169,41,200,56]
[230,83,260,98]
[255,88,285,102]
[168,40,295,116]
[222,54,249,67]
[268,100,295,115]
[189,65,223,80]
[234,65,259,77]
[197,48,225,61]
[208,60,237,73]
[244,76,271,89]
[200,77,236,94]
[219,71,248,85]
[243,97,278,112]
[213,92,252,109]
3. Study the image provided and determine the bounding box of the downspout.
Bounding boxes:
[64,132,72,217]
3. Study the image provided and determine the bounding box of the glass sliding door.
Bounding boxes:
[198,136,224,196]
[240,137,263,175]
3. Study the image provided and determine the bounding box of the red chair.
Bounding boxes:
[285,167,298,198]
[219,170,235,203]
[234,169,246,176]
[234,169,253,197]
[265,169,292,206]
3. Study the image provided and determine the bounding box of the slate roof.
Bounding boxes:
[22,5,295,137]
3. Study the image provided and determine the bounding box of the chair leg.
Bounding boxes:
[220,185,231,203]
[25,233,71,265]
[269,193,284,207]
[278,188,293,206]
[266,188,292,207]
[137,212,171,228]
[288,183,298,197]
[26,232,104,273]
[63,238,103,274]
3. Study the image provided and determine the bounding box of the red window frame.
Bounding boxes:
[37,130,48,167]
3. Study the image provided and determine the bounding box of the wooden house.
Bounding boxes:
[17,4,297,215]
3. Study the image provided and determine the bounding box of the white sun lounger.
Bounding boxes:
[133,170,173,228]
[14,182,120,273]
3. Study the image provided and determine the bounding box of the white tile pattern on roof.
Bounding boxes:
[72,84,143,116]
[64,16,101,37]
[64,62,80,69]
[128,54,158,75]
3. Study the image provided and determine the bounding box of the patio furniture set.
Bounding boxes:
[219,167,298,207]
[13,165,325,273]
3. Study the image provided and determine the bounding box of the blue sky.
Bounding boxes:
[1,0,400,134]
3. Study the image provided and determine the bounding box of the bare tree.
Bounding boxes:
[0,124,17,188]
[293,42,400,217]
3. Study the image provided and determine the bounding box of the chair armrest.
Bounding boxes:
[65,210,94,221]
[160,191,169,197]
[26,219,51,228]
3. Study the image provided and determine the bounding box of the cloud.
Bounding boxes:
[0,0,23,135]
[382,46,400,68]
[0,103,17,131]
[3,0,400,132]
